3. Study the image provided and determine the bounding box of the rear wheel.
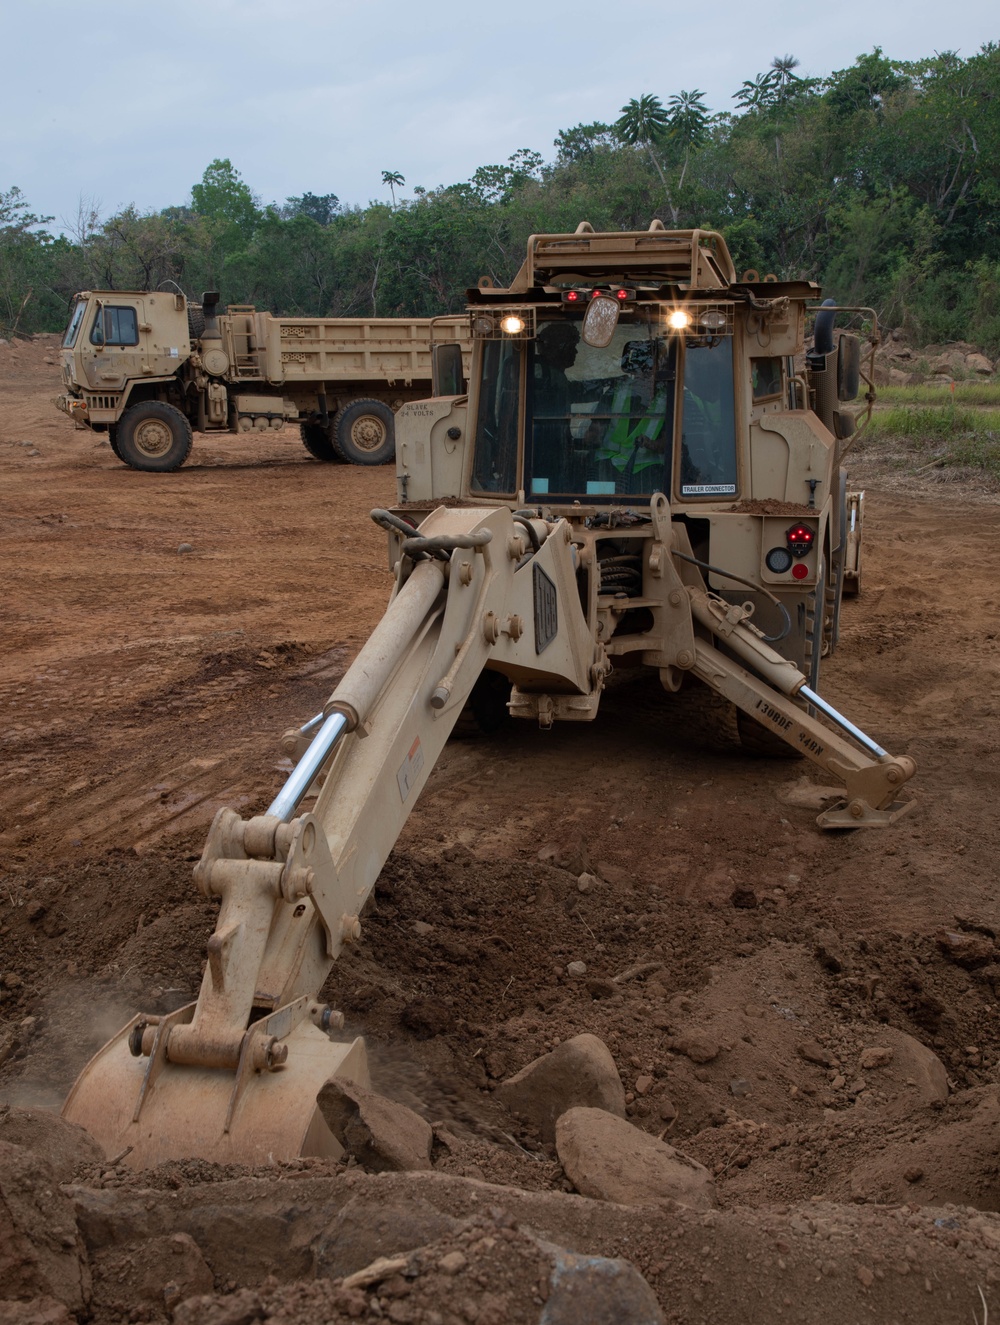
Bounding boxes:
[300,422,341,463]
[334,399,396,465]
[115,402,193,472]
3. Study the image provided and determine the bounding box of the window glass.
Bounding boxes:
[751,356,783,401]
[471,338,520,494]
[679,339,737,497]
[526,317,675,500]
[62,299,88,348]
[90,305,139,347]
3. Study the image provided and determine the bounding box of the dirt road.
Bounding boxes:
[2,335,999,1323]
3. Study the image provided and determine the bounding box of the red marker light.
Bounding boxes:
[617,289,628,300]
[791,563,809,580]
[566,290,579,301]
[786,523,816,557]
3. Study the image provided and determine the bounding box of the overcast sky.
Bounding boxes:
[4,0,997,232]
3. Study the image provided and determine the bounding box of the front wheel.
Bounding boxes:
[116,402,193,472]
[334,399,396,465]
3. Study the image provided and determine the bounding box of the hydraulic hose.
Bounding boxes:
[673,550,791,643]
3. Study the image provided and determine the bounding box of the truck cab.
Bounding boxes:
[56,291,191,431]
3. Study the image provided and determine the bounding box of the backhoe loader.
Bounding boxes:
[63,224,914,1168]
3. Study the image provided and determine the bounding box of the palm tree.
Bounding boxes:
[667,90,710,189]
[380,170,404,208]
[614,94,678,224]
[770,54,801,104]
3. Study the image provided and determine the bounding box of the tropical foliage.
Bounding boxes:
[3,45,1000,351]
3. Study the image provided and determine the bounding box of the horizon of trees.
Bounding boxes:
[2,43,999,351]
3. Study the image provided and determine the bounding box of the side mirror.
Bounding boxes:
[92,301,106,347]
[432,343,464,397]
[837,334,860,401]
[582,295,620,348]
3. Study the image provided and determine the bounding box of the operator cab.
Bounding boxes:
[468,300,739,508]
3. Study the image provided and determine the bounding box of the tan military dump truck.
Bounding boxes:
[54,291,471,471]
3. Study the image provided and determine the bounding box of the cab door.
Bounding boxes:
[83,298,145,390]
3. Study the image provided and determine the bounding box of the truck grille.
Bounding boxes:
[86,393,121,411]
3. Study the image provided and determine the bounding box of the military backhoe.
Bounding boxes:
[63,223,914,1167]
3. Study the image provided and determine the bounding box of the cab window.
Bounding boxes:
[90,305,140,347]
[526,317,676,501]
[471,338,520,495]
[751,356,783,401]
[62,299,88,348]
[679,338,737,498]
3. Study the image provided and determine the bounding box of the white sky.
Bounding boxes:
[4,0,997,231]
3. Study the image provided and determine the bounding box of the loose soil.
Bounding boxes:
[2,335,999,1323]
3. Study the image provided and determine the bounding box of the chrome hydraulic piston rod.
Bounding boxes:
[797,685,887,759]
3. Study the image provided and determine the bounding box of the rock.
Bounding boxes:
[929,350,967,376]
[24,902,46,923]
[128,1232,214,1308]
[541,1242,665,1325]
[0,1108,104,1182]
[177,543,194,554]
[2,973,23,990]
[316,1079,432,1172]
[0,1141,91,1312]
[172,1288,264,1325]
[577,872,598,894]
[797,1040,835,1068]
[634,1075,653,1096]
[667,1034,720,1064]
[497,1034,625,1141]
[936,928,995,967]
[892,1031,948,1104]
[436,1250,467,1275]
[859,1047,894,1071]
[314,1191,458,1279]
[555,1107,717,1210]
[965,352,994,375]
[0,1298,75,1324]
[566,960,587,977]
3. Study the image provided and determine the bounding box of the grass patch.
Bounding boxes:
[878,382,1000,406]
[863,405,1000,479]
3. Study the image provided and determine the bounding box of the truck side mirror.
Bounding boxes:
[837,334,860,401]
[432,343,464,397]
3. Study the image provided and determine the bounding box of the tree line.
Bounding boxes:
[2,45,998,350]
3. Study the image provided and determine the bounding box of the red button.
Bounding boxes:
[791,563,809,580]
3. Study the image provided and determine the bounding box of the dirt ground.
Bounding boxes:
[2,334,1000,1323]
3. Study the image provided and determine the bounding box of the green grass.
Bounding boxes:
[863,405,1000,479]
[877,381,1000,407]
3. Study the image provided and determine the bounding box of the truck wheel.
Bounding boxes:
[108,425,123,461]
[116,402,193,472]
[334,399,395,465]
[300,422,341,463]
[187,304,205,341]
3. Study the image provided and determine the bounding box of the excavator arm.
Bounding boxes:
[63,498,914,1166]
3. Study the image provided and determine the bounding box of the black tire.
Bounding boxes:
[108,424,123,461]
[300,422,341,463]
[115,401,193,472]
[451,670,512,739]
[334,399,396,465]
[187,304,205,342]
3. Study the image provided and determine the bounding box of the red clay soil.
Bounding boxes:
[1,334,999,1323]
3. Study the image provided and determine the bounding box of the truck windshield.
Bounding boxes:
[526,317,676,500]
[62,299,88,349]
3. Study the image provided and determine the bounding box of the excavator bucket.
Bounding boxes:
[63,1006,369,1167]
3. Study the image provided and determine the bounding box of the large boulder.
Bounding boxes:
[497,1034,625,1141]
[0,1141,91,1313]
[555,1107,717,1210]
[316,1078,433,1172]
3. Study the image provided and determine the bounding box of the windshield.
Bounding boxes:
[527,317,676,500]
[62,299,88,349]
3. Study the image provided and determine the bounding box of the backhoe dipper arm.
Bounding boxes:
[62,505,598,1166]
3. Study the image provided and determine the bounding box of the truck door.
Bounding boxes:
[83,298,146,390]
